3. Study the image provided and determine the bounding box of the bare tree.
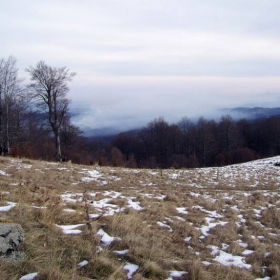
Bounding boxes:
[218,115,240,153]
[26,61,76,160]
[178,117,195,157]
[139,117,171,168]
[0,56,24,155]
[196,117,217,167]
[60,114,83,151]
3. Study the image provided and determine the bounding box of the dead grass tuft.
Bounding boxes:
[261,207,280,228]
[1,156,280,279]
[140,261,168,279]
[210,222,239,244]
[209,264,254,280]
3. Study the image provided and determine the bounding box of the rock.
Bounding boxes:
[0,221,25,262]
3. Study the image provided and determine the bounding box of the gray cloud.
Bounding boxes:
[1,0,280,134]
[69,76,280,133]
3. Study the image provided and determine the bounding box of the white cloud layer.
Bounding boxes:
[1,0,280,134]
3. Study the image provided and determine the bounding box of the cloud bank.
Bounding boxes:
[1,0,280,134]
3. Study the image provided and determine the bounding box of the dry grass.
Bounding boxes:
[0,156,280,279]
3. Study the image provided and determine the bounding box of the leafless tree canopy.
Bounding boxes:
[26,61,76,160]
[0,56,24,155]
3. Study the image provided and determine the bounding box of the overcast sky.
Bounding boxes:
[2,0,280,135]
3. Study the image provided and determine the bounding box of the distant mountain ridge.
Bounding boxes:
[77,107,280,138]
[220,107,280,120]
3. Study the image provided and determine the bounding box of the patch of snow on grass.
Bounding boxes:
[123,262,139,279]
[175,216,186,221]
[96,246,103,253]
[63,208,76,213]
[78,260,89,267]
[1,191,10,195]
[169,270,188,277]
[81,170,102,182]
[0,170,10,176]
[91,197,124,216]
[157,221,173,232]
[127,198,143,210]
[170,173,179,179]
[114,249,129,255]
[190,192,200,197]
[61,193,83,203]
[253,209,262,218]
[81,177,95,182]
[141,193,166,200]
[97,229,121,246]
[242,249,254,255]
[0,202,17,212]
[21,164,33,169]
[207,245,251,269]
[31,205,47,209]
[56,224,84,234]
[176,207,188,215]
[237,214,246,223]
[237,240,248,248]
[89,213,100,219]
[19,272,38,280]
[192,206,224,218]
[231,205,239,211]
[199,217,228,237]
[156,194,167,200]
[88,170,102,177]
[57,167,68,170]
[103,191,121,198]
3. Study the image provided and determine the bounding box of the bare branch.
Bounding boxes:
[26,61,75,160]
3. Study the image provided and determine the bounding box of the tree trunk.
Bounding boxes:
[54,129,62,161]
[5,102,9,155]
[0,102,3,156]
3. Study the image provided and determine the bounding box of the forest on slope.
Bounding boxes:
[91,115,280,168]
[1,56,280,168]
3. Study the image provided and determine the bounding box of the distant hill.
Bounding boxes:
[220,107,280,120]
[76,107,280,139]
[83,128,141,143]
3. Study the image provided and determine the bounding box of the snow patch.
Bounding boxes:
[157,221,173,232]
[0,170,10,176]
[0,202,17,212]
[207,245,251,269]
[123,262,139,279]
[127,198,143,211]
[176,207,188,215]
[169,270,188,277]
[97,229,121,246]
[56,224,84,234]
[78,260,89,267]
[19,272,38,280]
[114,249,129,255]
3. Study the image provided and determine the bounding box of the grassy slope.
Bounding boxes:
[0,156,280,280]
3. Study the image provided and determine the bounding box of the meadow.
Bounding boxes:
[0,156,279,280]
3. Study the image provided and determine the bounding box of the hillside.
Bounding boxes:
[220,107,280,120]
[0,156,280,279]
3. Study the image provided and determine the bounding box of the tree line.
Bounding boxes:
[2,55,280,168]
[92,115,280,168]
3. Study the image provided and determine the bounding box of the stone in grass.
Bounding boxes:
[0,220,25,262]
